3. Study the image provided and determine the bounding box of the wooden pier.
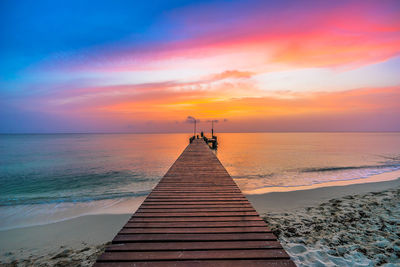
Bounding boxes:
[95,139,294,266]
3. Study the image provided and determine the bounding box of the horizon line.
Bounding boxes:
[1,131,400,135]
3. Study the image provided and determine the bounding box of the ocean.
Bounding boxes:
[1,132,399,229]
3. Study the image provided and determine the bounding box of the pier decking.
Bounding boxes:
[95,139,294,266]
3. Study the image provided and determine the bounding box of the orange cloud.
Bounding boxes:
[36,83,399,125]
[209,70,254,80]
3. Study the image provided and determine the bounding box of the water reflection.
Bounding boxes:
[216,133,400,193]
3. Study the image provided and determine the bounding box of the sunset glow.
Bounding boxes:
[1,0,400,132]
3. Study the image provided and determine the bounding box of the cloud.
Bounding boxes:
[185,116,199,123]
[4,83,400,132]
[210,70,254,81]
[32,0,400,75]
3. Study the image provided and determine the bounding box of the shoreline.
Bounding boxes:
[0,196,146,231]
[1,177,399,265]
[247,176,400,213]
[2,171,399,231]
[242,169,400,195]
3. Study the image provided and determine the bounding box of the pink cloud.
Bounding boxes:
[35,1,400,73]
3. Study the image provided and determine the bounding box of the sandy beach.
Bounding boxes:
[1,178,399,266]
[0,214,129,266]
[252,178,400,266]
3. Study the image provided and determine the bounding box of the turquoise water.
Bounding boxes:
[0,134,188,206]
[1,133,400,229]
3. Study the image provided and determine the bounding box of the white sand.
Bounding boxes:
[247,177,400,213]
[1,178,399,266]
[257,178,400,267]
[0,214,130,266]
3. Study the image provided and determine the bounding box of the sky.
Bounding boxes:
[1,0,400,133]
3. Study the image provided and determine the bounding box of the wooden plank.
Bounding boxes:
[128,216,264,222]
[140,206,254,210]
[136,208,256,212]
[95,260,296,267]
[139,204,253,208]
[154,186,240,188]
[98,249,289,261]
[153,191,241,193]
[153,186,241,189]
[146,197,248,203]
[147,193,246,197]
[156,182,237,184]
[151,192,242,194]
[141,199,249,203]
[142,202,251,205]
[105,241,282,251]
[119,227,271,234]
[113,233,278,242]
[151,191,243,194]
[147,196,246,199]
[132,212,259,217]
[146,196,247,199]
[124,221,268,228]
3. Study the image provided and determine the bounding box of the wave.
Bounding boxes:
[233,161,400,191]
[233,164,400,181]
[233,173,274,180]
[251,175,400,190]
[0,169,159,206]
[300,164,400,173]
[0,190,151,206]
